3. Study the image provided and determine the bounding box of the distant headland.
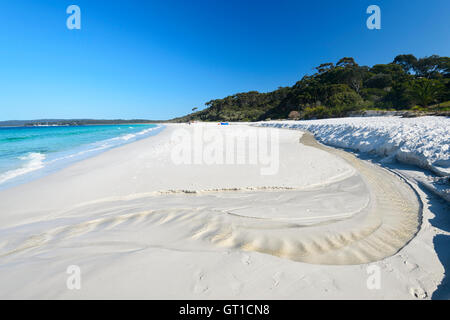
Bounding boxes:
[0,119,162,127]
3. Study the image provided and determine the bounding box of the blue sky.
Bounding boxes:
[0,0,449,120]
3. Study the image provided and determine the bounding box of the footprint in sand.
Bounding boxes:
[193,270,209,294]
[403,260,419,272]
[270,272,283,290]
[241,254,251,266]
[410,286,427,299]
[229,274,244,295]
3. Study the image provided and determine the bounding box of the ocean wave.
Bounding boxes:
[46,126,162,164]
[111,126,161,142]
[0,153,46,184]
[1,136,29,142]
[0,125,163,188]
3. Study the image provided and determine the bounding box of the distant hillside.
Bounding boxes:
[172,54,450,122]
[0,119,161,127]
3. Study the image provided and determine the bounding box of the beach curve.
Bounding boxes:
[0,123,430,298]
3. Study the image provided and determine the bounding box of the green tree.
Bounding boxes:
[171,54,449,123]
[383,82,414,109]
[336,57,358,68]
[315,62,334,74]
[393,54,418,74]
[409,78,444,107]
[414,55,449,79]
[365,74,393,89]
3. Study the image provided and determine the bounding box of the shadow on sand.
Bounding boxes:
[303,135,450,299]
[370,160,449,299]
[427,191,450,299]
[326,146,450,299]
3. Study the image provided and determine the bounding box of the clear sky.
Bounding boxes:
[0,0,449,120]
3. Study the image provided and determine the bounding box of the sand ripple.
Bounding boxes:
[0,134,421,266]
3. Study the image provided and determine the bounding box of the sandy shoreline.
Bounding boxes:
[0,123,448,299]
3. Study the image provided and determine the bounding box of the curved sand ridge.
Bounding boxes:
[0,132,421,266]
[242,132,422,264]
[171,132,420,265]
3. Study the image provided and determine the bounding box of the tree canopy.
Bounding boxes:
[173,54,450,122]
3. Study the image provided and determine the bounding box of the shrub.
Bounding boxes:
[302,106,332,119]
[327,90,363,108]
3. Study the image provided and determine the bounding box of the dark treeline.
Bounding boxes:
[174,54,450,122]
[0,119,159,127]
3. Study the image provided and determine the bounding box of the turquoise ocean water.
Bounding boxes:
[0,124,163,190]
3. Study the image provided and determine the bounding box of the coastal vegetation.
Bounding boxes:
[173,54,450,122]
[0,119,160,127]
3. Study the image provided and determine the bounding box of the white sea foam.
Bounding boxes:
[0,153,46,184]
[0,125,163,188]
[112,126,161,141]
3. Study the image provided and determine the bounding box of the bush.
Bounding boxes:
[302,106,332,119]
[327,90,363,108]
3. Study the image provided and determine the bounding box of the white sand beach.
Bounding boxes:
[0,123,448,299]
